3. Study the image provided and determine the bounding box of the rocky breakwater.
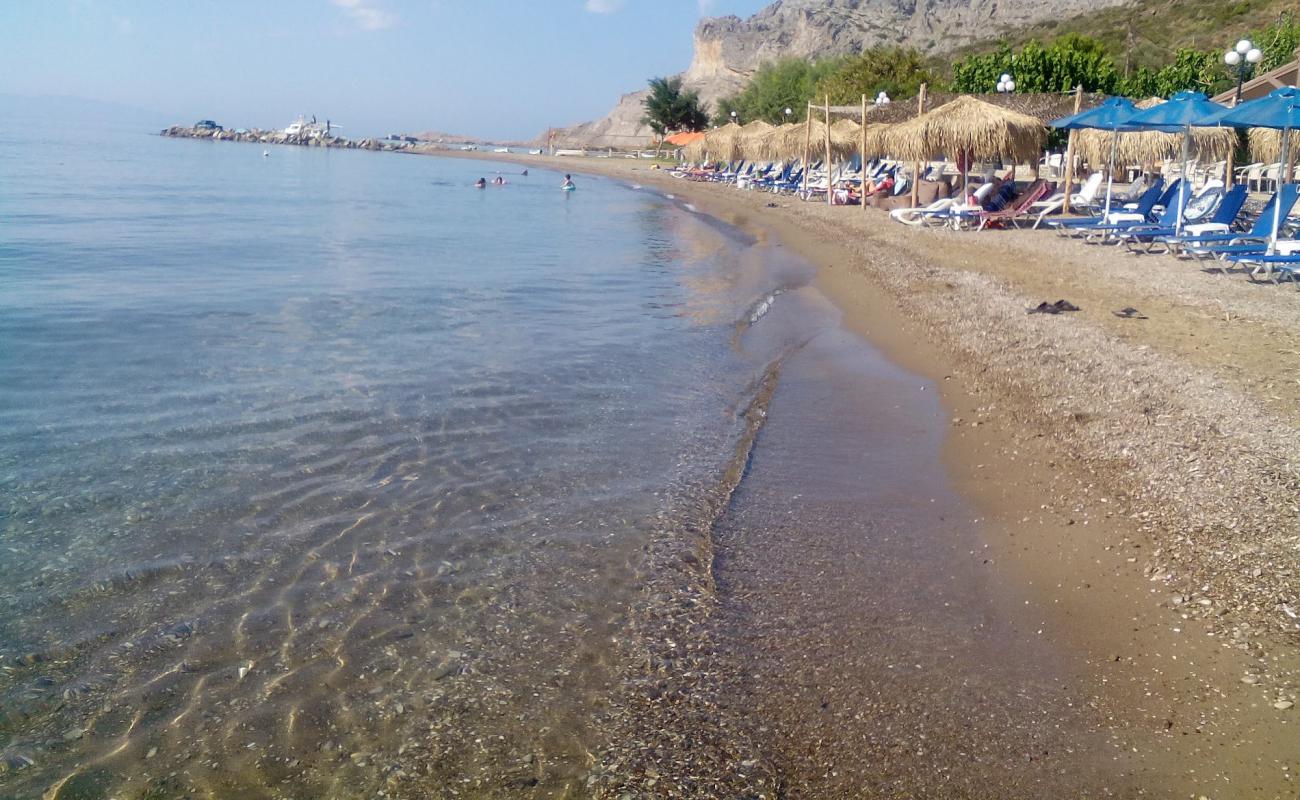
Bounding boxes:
[160,125,414,152]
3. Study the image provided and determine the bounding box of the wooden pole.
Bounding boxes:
[861,93,868,213]
[1061,85,1083,214]
[910,83,927,207]
[802,102,812,196]
[824,95,833,207]
[1225,89,1240,187]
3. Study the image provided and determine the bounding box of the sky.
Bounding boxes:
[0,0,770,140]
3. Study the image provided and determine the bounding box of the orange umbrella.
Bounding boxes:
[665,131,706,146]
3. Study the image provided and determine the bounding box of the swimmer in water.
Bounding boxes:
[492,176,505,186]
[561,174,575,190]
[521,169,529,176]
[475,178,486,189]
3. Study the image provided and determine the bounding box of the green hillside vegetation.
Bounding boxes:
[708,11,1297,125]
[959,0,1297,76]
[713,58,848,125]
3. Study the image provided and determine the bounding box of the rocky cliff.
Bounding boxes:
[553,0,1133,147]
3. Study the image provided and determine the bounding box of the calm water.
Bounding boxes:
[0,118,829,797]
[0,113,1126,799]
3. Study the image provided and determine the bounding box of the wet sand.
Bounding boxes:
[424,150,1300,798]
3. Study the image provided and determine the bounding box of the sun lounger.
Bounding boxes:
[1044,180,1167,235]
[1125,186,1247,252]
[1173,185,1300,258]
[958,180,1051,230]
[914,181,997,227]
[775,168,805,194]
[889,198,956,226]
[753,162,793,191]
[1226,245,1300,283]
[1080,184,1191,244]
[1030,172,1105,228]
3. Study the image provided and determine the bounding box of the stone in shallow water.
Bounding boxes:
[0,752,35,772]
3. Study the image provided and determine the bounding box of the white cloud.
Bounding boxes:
[584,0,624,13]
[334,0,397,30]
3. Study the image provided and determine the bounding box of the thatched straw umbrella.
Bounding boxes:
[886,96,1046,164]
[683,137,708,163]
[1073,98,1238,170]
[750,123,794,161]
[861,123,897,159]
[1249,128,1281,161]
[681,122,742,163]
[775,118,828,161]
[864,92,1106,126]
[830,119,861,160]
[707,122,744,163]
[884,96,1045,198]
[737,120,775,161]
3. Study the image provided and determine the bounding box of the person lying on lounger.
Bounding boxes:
[863,170,896,198]
[832,181,861,206]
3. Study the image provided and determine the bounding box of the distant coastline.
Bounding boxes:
[160,124,423,153]
[159,123,641,158]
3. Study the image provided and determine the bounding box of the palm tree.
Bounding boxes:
[642,76,709,154]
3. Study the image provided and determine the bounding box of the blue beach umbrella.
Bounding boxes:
[1050,97,1142,216]
[1212,87,1300,253]
[1123,92,1229,235]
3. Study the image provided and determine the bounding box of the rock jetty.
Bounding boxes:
[160,125,416,152]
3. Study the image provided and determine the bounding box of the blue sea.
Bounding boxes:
[0,103,1111,799]
[0,104,853,797]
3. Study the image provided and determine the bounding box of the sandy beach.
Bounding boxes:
[430,149,1300,797]
[14,1,1300,794]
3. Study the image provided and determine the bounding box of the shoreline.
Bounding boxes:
[148,135,1300,792]
[421,147,1300,793]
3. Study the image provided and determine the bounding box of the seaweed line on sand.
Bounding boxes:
[587,356,786,799]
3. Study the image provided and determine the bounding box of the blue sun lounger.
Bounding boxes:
[1176,185,1300,259]
[1081,181,1191,244]
[1044,179,1167,234]
[1122,185,1248,251]
[1225,250,1300,283]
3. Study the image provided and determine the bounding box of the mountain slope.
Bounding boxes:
[552,0,1136,146]
[953,0,1295,73]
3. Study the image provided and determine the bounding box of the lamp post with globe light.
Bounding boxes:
[1225,39,1264,106]
[730,110,738,125]
[874,91,890,106]
[996,73,1016,94]
[1223,39,1263,186]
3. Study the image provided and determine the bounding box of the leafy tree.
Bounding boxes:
[950,37,1120,94]
[642,76,709,150]
[813,47,938,105]
[950,42,1014,93]
[1246,12,1300,72]
[1118,49,1225,97]
[713,57,846,125]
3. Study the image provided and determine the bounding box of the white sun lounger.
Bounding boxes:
[1030,172,1105,229]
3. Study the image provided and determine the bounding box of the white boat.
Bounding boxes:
[283,115,339,139]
